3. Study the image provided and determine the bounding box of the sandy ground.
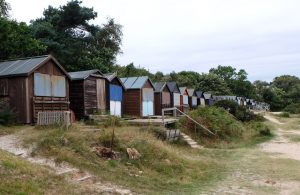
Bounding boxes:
[0,131,132,195]
[211,114,300,195]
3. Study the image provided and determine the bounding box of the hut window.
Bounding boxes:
[51,75,66,97]
[34,73,66,97]
[34,73,51,96]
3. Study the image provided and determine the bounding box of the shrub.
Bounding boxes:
[284,103,300,114]
[213,100,263,122]
[0,106,16,126]
[180,106,246,139]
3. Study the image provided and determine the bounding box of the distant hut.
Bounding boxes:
[0,55,70,123]
[103,73,125,117]
[120,76,155,117]
[187,88,197,109]
[179,87,189,112]
[196,91,205,106]
[203,93,213,106]
[153,82,171,115]
[69,69,105,119]
[166,82,181,109]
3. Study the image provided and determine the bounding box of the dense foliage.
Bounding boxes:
[30,0,122,72]
[213,100,264,122]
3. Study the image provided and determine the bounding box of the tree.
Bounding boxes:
[209,65,254,97]
[272,75,300,93]
[0,18,46,60]
[30,0,122,72]
[0,0,10,18]
[197,73,232,95]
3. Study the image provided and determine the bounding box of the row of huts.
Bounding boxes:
[0,55,268,124]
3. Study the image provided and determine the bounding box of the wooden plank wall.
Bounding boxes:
[85,77,98,115]
[123,89,141,117]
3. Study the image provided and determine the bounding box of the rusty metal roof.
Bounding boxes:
[69,69,102,80]
[120,76,153,89]
[0,55,70,79]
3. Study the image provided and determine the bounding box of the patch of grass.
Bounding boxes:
[285,134,300,142]
[278,112,290,118]
[0,125,28,136]
[0,150,93,195]
[20,124,229,194]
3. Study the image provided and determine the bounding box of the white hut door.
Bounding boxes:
[142,88,154,116]
[173,93,180,107]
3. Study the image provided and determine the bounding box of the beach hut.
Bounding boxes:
[120,76,155,117]
[203,93,213,106]
[103,73,125,117]
[187,88,198,109]
[0,55,70,123]
[179,87,189,112]
[153,82,171,115]
[166,82,181,109]
[69,69,105,119]
[196,91,205,107]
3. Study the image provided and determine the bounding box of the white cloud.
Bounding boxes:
[7,0,300,81]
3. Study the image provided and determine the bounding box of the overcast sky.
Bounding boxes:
[7,0,300,81]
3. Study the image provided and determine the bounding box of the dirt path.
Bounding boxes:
[0,132,132,195]
[209,114,300,195]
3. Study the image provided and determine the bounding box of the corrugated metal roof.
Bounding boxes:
[179,87,187,95]
[166,82,179,93]
[187,89,195,97]
[153,82,165,92]
[0,55,49,77]
[195,91,204,98]
[0,55,70,79]
[120,76,153,89]
[69,69,101,80]
[103,72,116,81]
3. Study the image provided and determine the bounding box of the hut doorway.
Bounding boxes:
[96,79,106,111]
[109,84,122,117]
[142,88,154,116]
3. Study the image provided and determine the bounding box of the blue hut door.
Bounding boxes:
[142,88,154,116]
[109,84,122,117]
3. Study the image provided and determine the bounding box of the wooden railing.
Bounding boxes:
[162,107,215,136]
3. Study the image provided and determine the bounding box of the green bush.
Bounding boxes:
[180,106,246,139]
[0,106,16,126]
[284,103,300,114]
[213,100,263,122]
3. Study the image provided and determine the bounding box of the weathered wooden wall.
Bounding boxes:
[123,89,141,117]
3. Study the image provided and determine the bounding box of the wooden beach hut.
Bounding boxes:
[120,76,155,117]
[103,73,125,117]
[0,55,70,123]
[69,69,105,119]
[187,88,198,109]
[196,91,205,107]
[153,82,171,115]
[166,82,181,109]
[179,87,189,112]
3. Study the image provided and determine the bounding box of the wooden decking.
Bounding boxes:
[126,118,178,126]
